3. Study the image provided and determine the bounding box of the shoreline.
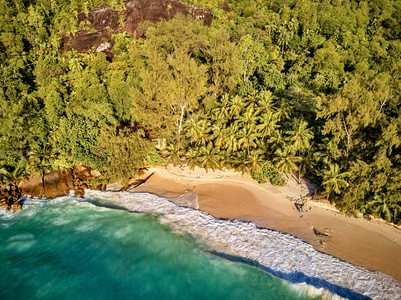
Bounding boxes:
[133,165,401,282]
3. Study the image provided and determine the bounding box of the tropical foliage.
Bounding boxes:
[0,0,400,224]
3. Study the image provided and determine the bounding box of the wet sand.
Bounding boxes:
[133,165,401,282]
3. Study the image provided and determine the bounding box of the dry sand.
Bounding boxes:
[133,165,401,282]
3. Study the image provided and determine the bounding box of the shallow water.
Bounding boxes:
[0,192,400,300]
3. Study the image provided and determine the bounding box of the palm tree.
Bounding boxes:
[0,163,27,184]
[240,105,259,126]
[231,150,251,174]
[219,149,234,169]
[243,150,264,173]
[256,111,279,140]
[185,148,200,170]
[264,21,276,40]
[183,114,201,145]
[274,99,292,122]
[287,18,299,39]
[223,123,240,154]
[199,142,221,172]
[69,57,83,73]
[267,131,286,154]
[228,95,244,120]
[276,25,291,58]
[245,90,259,107]
[212,94,230,121]
[256,90,276,115]
[195,119,211,147]
[297,144,315,183]
[238,124,259,156]
[322,164,350,199]
[273,148,301,180]
[28,144,57,198]
[163,143,182,166]
[286,120,314,155]
[312,138,339,175]
[364,193,401,223]
[209,121,226,149]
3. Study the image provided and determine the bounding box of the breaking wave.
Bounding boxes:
[84,190,401,300]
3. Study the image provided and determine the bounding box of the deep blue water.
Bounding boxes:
[0,196,322,300]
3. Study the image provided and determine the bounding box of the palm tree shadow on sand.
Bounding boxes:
[119,172,155,192]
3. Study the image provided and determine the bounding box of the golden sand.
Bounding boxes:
[133,165,401,281]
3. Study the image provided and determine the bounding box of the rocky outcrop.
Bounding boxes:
[17,164,100,201]
[19,166,74,199]
[0,183,22,213]
[0,164,104,213]
[60,0,212,58]
[72,164,101,197]
[60,5,121,58]
[124,0,212,38]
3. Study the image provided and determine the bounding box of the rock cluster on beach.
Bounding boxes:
[0,183,22,213]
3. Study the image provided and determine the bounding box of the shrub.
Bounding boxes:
[251,161,285,186]
[147,148,165,166]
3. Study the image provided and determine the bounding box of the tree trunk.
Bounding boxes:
[177,104,185,140]
[41,170,45,198]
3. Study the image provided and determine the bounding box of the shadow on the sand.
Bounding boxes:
[120,172,155,192]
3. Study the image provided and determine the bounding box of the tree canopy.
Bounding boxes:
[0,0,400,224]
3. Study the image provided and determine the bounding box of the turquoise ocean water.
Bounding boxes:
[1,192,400,300]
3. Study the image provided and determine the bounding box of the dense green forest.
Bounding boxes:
[0,0,400,224]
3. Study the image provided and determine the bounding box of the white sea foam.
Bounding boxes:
[5,233,36,252]
[85,190,401,300]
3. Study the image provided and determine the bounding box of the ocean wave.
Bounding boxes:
[83,190,401,300]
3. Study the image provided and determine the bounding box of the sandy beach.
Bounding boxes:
[133,165,401,282]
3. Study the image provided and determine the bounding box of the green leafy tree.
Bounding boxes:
[134,14,209,140]
[98,129,151,185]
[364,194,401,224]
[205,28,242,94]
[317,78,378,167]
[321,164,350,199]
[238,34,268,82]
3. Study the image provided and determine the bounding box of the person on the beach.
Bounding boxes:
[295,197,307,214]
